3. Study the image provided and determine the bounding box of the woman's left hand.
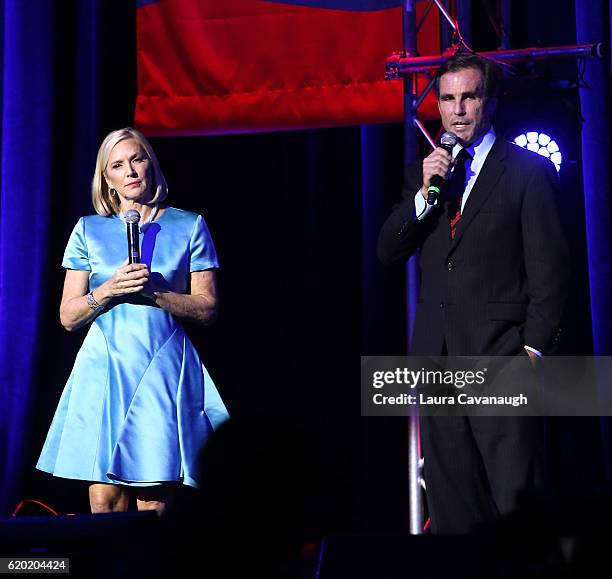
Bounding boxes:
[148,270,218,324]
[141,271,171,302]
[141,278,158,302]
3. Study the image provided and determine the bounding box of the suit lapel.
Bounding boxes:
[447,137,508,254]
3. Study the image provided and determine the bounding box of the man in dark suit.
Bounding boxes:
[378,54,569,533]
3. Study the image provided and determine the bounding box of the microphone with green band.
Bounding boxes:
[426,132,458,206]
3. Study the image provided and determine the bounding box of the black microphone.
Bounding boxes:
[125,209,141,264]
[426,132,458,205]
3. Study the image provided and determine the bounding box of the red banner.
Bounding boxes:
[135,0,439,135]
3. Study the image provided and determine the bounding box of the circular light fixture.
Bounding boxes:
[514,131,562,172]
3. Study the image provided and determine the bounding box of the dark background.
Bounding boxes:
[13,0,607,538]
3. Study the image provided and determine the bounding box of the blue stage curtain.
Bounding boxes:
[0,0,101,516]
[576,0,612,484]
[0,0,55,516]
[576,0,612,356]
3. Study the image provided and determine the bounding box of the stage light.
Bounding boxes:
[513,131,562,172]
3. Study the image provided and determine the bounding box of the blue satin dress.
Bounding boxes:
[37,207,228,487]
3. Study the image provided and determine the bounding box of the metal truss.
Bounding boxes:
[390,1,605,148]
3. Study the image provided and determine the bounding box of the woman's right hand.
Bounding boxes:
[60,261,150,332]
[100,260,150,299]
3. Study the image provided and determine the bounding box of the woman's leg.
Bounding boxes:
[135,484,175,515]
[89,483,129,513]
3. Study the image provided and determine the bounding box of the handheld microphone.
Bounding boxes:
[426,132,458,205]
[125,210,141,264]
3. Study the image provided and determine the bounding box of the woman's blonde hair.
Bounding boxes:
[91,127,168,216]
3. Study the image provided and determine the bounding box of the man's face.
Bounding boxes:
[437,67,496,146]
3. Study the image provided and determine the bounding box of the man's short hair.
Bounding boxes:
[434,53,501,99]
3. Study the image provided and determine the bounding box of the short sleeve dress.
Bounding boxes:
[36,207,228,487]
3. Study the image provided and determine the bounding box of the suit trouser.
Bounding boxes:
[420,414,544,533]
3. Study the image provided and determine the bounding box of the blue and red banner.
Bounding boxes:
[135,0,439,135]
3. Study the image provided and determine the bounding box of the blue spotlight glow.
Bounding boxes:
[514,131,562,172]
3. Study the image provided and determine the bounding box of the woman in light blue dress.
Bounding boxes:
[37,127,228,514]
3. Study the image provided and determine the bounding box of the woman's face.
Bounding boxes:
[104,138,154,206]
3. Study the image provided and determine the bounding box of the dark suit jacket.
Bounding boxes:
[378,137,569,356]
